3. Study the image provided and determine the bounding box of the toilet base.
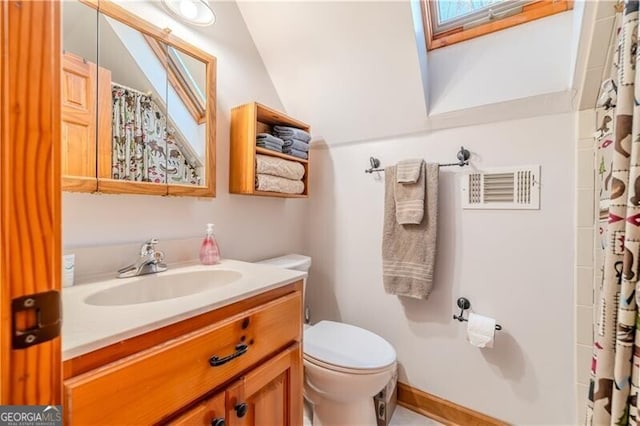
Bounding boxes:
[310,398,377,426]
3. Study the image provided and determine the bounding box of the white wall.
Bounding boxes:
[305,113,576,424]
[428,11,575,114]
[239,1,579,145]
[62,0,308,263]
[238,1,428,145]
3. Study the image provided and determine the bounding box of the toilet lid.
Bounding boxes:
[304,321,396,370]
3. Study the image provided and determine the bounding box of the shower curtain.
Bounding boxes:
[588,1,640,424]
[111,85,200,185]
[111,85,167,183]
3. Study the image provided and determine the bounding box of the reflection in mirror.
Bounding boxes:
[162,45,208,186]
[61,1,98,188]
[97,13,169,184]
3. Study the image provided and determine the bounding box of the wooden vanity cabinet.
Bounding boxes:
[170,343,302,426]
[225,344,302,426]
[168,392,226,426]
[62,282,303,426]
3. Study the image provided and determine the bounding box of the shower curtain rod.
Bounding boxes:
[112,82,153,97]
[364,146,470,174]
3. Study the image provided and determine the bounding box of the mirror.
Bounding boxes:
[61,1,99,192]
[166,46,207,187]
[61,0,216,197]
[97,12,169,193]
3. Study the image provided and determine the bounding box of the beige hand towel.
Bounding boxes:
[256,154,305,180]
[395,160,425,225]
[382,163,438,299]
[396,159,423,183]
[255,174,304,194]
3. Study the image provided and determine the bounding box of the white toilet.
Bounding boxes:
[258,254,397,426]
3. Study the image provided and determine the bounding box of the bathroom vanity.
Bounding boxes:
[61,261,304,425]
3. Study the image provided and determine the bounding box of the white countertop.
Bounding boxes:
[62,259,306,360]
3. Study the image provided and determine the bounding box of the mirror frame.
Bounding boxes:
[64,0,216,197]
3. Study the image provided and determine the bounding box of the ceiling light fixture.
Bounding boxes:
[161,0,216,26]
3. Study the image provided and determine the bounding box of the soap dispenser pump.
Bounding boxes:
[199,223,221,265]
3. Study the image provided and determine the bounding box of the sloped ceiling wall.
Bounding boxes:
[237,1,427,145]
[239,2,426,145]
[238,1,583,145]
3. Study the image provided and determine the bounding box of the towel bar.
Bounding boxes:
[365,146,470,174]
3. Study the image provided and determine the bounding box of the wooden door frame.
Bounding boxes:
[0,0,62,404]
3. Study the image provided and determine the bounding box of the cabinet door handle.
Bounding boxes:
[209,343,249,367]
[210,418,226,426]
[235,403,248,418]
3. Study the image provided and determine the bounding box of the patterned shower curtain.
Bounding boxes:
[112,85,167,183]
[111,85,201,185]
[588,1,640,424]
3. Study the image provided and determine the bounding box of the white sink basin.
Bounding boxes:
[84,270,243,306]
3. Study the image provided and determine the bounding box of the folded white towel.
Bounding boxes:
[396,159,423,183]
[395,160,426,225]
[256,154,305,180]
[255,174,304,194]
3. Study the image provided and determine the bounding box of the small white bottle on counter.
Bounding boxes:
[63,254,75,287]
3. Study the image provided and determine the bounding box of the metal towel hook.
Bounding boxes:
[369,157,380,170]
[456,146,470,166]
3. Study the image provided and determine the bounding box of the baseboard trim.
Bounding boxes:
[396,382,509,426]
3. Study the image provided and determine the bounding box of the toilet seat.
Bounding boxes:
[304,353,394,375]
[303,321,396,373]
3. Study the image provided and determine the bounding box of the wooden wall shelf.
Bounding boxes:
[230,102,310,198]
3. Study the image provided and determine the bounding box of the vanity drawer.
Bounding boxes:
[64,291,302,425]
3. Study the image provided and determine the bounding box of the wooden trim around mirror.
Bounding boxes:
[72,0,216,197]
[97,179,168,196]
[63,177,98,193]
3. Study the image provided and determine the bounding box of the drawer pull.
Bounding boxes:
[209,343,249,367]
[210,418,226,426]
[235,402,248,418]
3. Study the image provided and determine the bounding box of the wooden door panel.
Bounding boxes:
[61,52,96,180]
[226,344,302,426]
[62,121,94,176]
[167,392,226,426]
[62,65,91,110]
[0,0,62,405]
[97,66,112,179]
[246,372,286,426]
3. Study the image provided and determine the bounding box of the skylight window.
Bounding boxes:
[422,0,573,50]
[437,0,506,25]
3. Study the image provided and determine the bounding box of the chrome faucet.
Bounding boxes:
[117,238,168,278]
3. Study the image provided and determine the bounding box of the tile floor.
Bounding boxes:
[303,404,442,425]
[390,406,442,425]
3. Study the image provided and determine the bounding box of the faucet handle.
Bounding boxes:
[140,238,159,256]
[153,250,165,264]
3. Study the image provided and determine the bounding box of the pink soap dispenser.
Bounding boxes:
[199,223,221,265]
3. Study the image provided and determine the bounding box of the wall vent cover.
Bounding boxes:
[461,165,540,210]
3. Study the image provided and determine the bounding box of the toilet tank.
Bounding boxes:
[257,254,311,322]
[257,254,311,273]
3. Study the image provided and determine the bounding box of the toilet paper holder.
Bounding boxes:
[453,297,502,331]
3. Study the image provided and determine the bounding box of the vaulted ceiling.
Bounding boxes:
[238,1,595,145]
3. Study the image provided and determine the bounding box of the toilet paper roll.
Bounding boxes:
[467,312,495,348]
